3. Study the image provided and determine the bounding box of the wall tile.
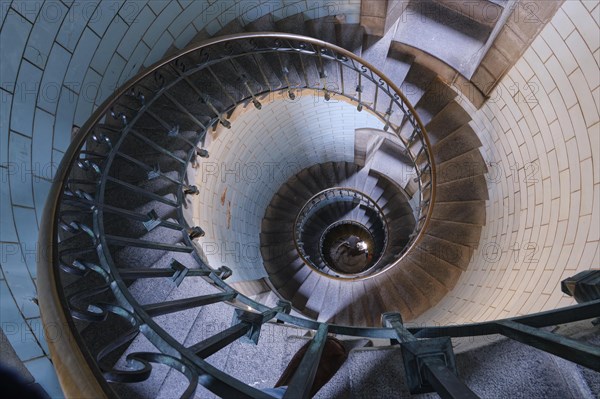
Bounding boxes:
[53,89,78,151]
[10,1,42,23]
[65,28,100,91]
[87,0,120,36]
[143,0,181,45]
[120,41,150,86]
[33,178,52,228]
[8,132,34,208]
[11,61,42,137]
[74,69,101,126]
[97,53,126,104]
[55,1,96,51]
[566,30,600,90]
[24,356,64,398]
[0,280,43,361]
[12,206,39,277]
[51,149,64,180]
[118,0,149,24]
[90,15,128,74]
[569,68,600,127]
[37,44,71,114]
[0,242,39,319]
[24,1,69,69]
[0,89,11,167]
[168,0,206,39]
[31,108,54,181]
[117,5,153,56]
[0,10,32,92]
[173,22,197,49]
[563,0,600,52]
[0,167,18,242]
[143,29,173,66]
[147,0,169,15]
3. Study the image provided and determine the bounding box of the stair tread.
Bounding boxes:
[418,234,474,270]
[427,219,483,247]
[436,174,489,201]
[426,101,472,143]
[408,247,462,291]
[291,270,321,312]
[433,124,483,164]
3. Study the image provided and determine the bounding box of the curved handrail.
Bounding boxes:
[37,32,436,398]
[318,220,379,276]
[293,187,389,279]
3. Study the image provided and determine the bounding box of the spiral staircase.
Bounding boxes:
[34,5,600,399]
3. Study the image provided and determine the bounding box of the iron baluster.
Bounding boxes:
[116,152,184,186]
[143,291,237,317]
[106,176,179,207]
[189,300,291,358]
[129,129,187,164]
[282,323,329,399]
[104,234,194,253]
[495,320,600,372]
[207,66,238,106]
[148,97,207,137]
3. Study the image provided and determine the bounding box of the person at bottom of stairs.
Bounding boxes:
[261,336,348,398]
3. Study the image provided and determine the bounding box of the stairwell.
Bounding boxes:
[0,1,598,398]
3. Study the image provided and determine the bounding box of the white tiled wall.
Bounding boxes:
[0,1,362,395]
[0,0,597,394]
[192,94,381,282]
[418,0,600,325]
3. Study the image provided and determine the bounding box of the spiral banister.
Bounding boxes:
[37,32,599,399]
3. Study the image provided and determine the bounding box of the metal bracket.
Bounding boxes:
[231,309,264,345]
[143,209,161,231]
[169,259,189,287]
[216,266,232,280]
[400,337,457,395]
[148,165,161,180]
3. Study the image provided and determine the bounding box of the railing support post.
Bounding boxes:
[282,323,329,399]
[382,312,479,399]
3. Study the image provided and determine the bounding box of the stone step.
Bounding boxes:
[436,174,489,201]
[436,148,488,184]
[317,280,343,323]
[413,77,459,125]
[386,267,431,317]
[277,264,312,299]
[315,330,593,399]
[433,0,504,30]
[383,47,414,88]
[408,247,463,291]
[392,0,492,76]
[400,62,437,106]
[431,200,487,226]
[332,280,356,325]
[418,234,474,271]
[425,101,473,144]
[113,276,227,398]
[275,13,306,35]
[426,219,483,248]
[291,270,321,312]
[433,124,483,164]
[304,275,331,319]
[402,260,450,307]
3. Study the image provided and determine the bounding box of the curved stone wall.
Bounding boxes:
[0,0,597,394]
[417,0,599,325]
[0,1,361,394]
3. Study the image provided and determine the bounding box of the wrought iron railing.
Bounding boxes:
[293,187,389,278]
[37,32,599,399]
